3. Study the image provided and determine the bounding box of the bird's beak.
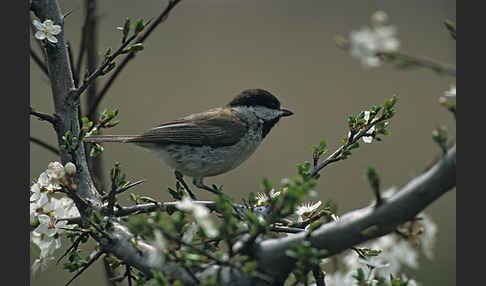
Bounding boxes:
[280,107,294,117]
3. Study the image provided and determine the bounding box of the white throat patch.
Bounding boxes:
[234,106,281,122]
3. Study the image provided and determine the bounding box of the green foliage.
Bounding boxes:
[357,247,382,257]
[432,126,449,154]
[366,166,380,191]
[286,241,328,283]
[390,274,412,286]
[444,19,456,40]
[89,143,104,158]
[120,17,131,43]
[110,163,129,190]
[60,130,83,153]
[352,268,366,284]
[63,250,89,272]
[134,19,146,35]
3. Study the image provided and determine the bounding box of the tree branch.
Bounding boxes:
[30,136,60,156]
[87,0,182,118]
[31,0,101,208]
[30,106,56,125]
[308,116,386,178]
[255,145,456,282]
[381,51,456,77]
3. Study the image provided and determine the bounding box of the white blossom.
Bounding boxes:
[31,256,55,276]
[295,201,322,223]
[362,111,375,144]
[64,162,77,176]
[181,222,199,244]
[349,11,399,67]
[33,19,61,44]
[176,197,219,238]
[417,213,438,260]
[255,189,281,206]
[444,86,456,98]
[324,270,356,286]
[30,162,80,274]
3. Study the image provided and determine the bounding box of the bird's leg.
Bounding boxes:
[174,171,197,200]
[193,177,223,196]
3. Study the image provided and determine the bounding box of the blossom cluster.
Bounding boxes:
[254,188,323,224]
[348,11,400,67]
[323,198,437,286]
[30,162,80,274]
[175,197,219,238]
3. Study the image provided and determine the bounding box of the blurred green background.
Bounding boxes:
[30,0,456,285]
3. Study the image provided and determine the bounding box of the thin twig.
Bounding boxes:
[101,179,146,200]
[56,234,87,264]
[103,255,117,286]
[30,136,60,156]
[88,0,182,117]
[307,116,387,178]
[381,51,456,77]
[67,41,77,87]
[30,107,56,125]
[30,48,49,76]
[311,264,326,286]
[64,250,103,286]
[74,9,89,87]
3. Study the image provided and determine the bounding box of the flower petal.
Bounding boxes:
[32,19,44,31]
[47,34,58,43]
[48,25,62,35]
[43,19,54,27]
[35,31,46,40]
[362,136,373,144]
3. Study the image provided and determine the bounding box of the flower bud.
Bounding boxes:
[64,162,77,176]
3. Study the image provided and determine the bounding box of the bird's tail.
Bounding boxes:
[83,135,140,143]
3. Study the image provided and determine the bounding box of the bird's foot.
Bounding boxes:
[193,178,226,197]
[174,171,197,200]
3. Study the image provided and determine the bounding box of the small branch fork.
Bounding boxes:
[30,0,455,285]
[30,107,57,126]
[307,115,386,178]
[87,0,182,118]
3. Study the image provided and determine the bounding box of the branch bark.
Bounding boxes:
[87,0,182,118]
[31,0,101,208]
[254,145,456,282]
[31,1,456,285]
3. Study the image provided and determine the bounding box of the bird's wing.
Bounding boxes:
[131,108,248,147]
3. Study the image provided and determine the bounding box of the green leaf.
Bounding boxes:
[366,166,380,190]
[104,47,112,59]
[134,19,145,35]
[131,43,144,53]
[444,19,456,40]
[122,17,131,42]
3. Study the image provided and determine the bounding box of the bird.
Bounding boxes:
[84,88,293,198]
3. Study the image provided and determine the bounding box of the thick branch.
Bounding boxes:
[255,145,456,281]
[31,0,101,208]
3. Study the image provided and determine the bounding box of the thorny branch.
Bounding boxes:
[87,0,183,118]
[30,1,456,285]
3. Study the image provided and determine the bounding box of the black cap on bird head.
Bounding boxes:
[227,89,281,110]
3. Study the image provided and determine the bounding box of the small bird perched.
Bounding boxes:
[84,89,293,198]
